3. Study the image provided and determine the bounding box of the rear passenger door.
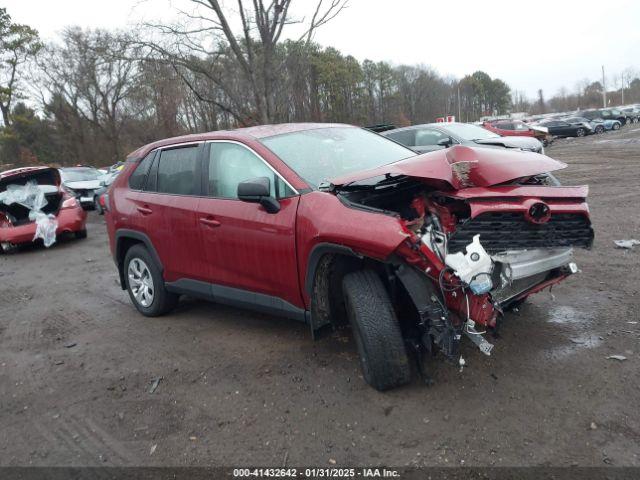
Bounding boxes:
[132,143,206,283]
[196,141,302,308]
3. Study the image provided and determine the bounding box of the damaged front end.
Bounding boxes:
[332,146,594,364]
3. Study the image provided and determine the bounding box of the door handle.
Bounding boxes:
[199,217,221,228]
[136,205,153,215]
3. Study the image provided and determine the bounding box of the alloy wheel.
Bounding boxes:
[128,258,154,307]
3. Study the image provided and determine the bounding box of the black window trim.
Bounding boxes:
[203,139,300,200]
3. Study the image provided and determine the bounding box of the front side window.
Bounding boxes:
[260,127,415,188]
[208,142,295,199]
[156,146,199,195]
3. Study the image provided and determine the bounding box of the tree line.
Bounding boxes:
[0,2,638,168]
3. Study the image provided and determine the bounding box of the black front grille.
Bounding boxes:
[448,212,594,253]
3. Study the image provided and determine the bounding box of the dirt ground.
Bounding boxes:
[1,126,639,468]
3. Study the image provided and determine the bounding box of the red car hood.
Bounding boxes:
[329,145,567,190]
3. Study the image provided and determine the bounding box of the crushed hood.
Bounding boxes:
[329,145,566,190]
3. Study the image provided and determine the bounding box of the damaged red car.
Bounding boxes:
[0,167,88,252]
[106,124,594,391]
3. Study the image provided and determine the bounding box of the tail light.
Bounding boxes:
[61,196,78,209]
[0,212,10,228]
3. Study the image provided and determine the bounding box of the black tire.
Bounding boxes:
[124,244,178,317]
[74,229,87,239]
[576,128,585,137]
[504,297,527,312]
[613,123,620,130]
[342,269,411,391]
[595,125,604,134]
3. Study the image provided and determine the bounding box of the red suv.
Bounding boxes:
[483,120,552,146]
[106,124,593,390]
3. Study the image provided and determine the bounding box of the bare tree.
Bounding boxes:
[147,0,347,125]
[37,28,145,162]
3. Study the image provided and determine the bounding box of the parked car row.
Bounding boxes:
[526,104,639,137]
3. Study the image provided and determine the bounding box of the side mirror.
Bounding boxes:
[237,176,280,214]
[437,137,453,147]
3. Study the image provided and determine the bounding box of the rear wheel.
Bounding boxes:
[595,125,604,134]
[576,128,585,137]
[613,123,620,130]
[74,229,87,239]
[124,244,178,317]
[342,269,411,391]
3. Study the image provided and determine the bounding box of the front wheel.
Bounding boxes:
[576,128,585,137]
[342,269,411,391]
[124,244,178,317]
[613,123,620,130]
[595,125,604,134]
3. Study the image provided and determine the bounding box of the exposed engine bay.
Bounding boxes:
[336,172,594,365]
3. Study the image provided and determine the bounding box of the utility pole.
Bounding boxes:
[602,65,607,107]
[621,72,625,105]
[457,83,461,122]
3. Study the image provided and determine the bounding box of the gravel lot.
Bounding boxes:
[1,127,639,468]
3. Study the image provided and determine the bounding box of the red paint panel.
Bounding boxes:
[197,196,302,307]
[296,191,410,307]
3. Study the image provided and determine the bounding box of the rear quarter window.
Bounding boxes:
[128,152,155,190]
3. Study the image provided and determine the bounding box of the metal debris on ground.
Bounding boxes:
[149,377,163,394]
[606,355,627,361]
[614,239,640,249]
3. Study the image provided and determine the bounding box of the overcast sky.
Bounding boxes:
[4,0,640,98]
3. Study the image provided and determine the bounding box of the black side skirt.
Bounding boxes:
[165,278,309,324]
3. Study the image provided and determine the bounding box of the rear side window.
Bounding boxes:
[156,146,199,195]
[128,152,155,190]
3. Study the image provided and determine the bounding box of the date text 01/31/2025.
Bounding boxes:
[232,467,401,478]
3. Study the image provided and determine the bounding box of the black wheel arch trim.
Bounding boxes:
[304,242,362,296]
[114,229,164,290]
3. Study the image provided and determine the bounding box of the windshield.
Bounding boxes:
[260,127,416,187]
[446,123,500,140]
[60,168,101,182]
